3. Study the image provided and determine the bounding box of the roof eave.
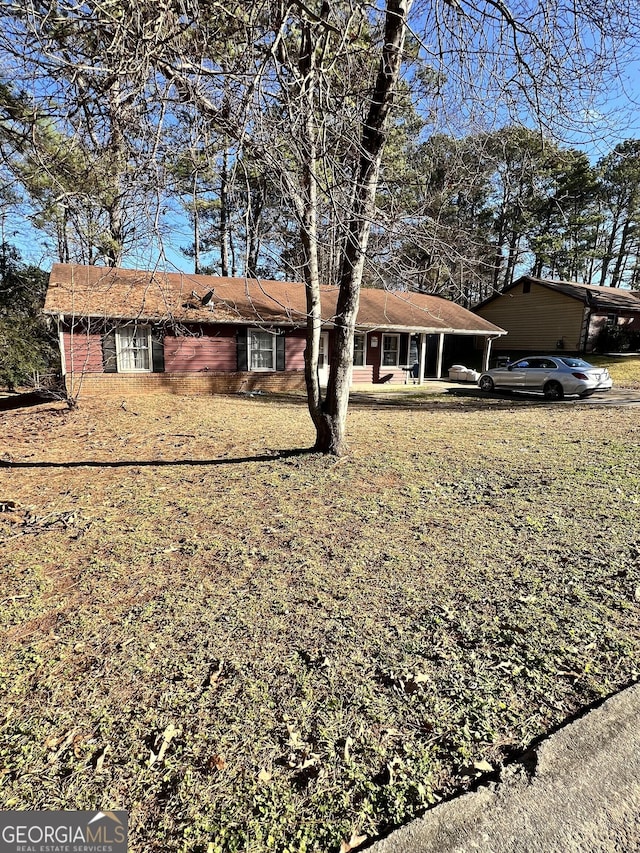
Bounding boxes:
[354,323,506,335]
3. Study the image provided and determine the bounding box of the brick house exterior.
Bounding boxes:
[44,264,505,397]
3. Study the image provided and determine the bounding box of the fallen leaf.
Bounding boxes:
[258,768,272,783]
[72,733,86,758]
[204,660,224,689]
[286,725,304,749]
[149,723,180,766]
[47,730,76,762]
[343,736,353,762]
[95,746,109,773]
[206,754,226,772]
[473,759,494,773]
[339,832,367,852]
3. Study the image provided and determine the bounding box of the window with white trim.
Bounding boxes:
[353,333,365,366]
[318,332,328,369]
[116,325,152,372]
[382,334,400,367]
[249,329,276,370]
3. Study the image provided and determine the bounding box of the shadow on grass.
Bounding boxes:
[347,388,546,411]
[0,390,64,412]
[0,447,316,470]
[235,387,529,410]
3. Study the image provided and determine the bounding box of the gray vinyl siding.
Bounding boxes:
[476,282,585,352]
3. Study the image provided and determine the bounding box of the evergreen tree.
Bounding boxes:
[0,245,56,390]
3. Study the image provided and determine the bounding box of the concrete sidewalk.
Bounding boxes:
[370,682,640,853]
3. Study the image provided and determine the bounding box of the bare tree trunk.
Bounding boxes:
[600,209,621,286]
[314,0,412,455]
[246,175,265,277]
[220,147,230,276]
[297,19,324,445]
[102,83,128,267]
[503,232,519,288]
[610,214,635,288]
[192,167,201,274]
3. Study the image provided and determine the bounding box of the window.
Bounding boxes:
[606,313,618,326]
[558,357,590,368]
[353,333,365,366]
[116,325,151,372]
[409,335,418,365]
[528,358,557,369]
[248,329,276,370]
[382,334,400,367]
[318,332,328,369]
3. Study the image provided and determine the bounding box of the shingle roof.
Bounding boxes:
[44,264,505,336]
[476,275,640,312]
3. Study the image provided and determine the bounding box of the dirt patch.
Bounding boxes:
[1,392,638,852]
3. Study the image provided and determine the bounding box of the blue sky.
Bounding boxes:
[7,2,640,276]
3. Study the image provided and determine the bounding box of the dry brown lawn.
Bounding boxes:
[1,389,639,852]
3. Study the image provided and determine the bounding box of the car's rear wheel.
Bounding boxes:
[543,380,564,401]
[479,375,495,392]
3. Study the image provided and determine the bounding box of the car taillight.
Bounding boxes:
[572,372,589,380]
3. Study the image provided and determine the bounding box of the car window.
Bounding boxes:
[558,357,591,368]
[537,359,557,369]
[513,360,529,368]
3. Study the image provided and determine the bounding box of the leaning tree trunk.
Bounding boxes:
[313,0,412,455]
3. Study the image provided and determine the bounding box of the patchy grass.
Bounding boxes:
[1,391,639,853]
[590,354,640,387]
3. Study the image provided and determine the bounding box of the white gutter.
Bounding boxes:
[483,333,503,372]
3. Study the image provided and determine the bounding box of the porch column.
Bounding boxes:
[418,332,426,385]
[483,336,494,372]
[436,333,445,379]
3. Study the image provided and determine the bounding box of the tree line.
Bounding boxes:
[2,84,639,304]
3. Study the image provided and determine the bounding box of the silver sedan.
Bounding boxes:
[478,356,613,400]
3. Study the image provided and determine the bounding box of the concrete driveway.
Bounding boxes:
[369,682,640,853]
[442,383,640,406]
[350,380,640,406]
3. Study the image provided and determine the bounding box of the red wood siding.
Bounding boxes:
[351,366,374,383]
[164,329,236,371]
[63,331,104,373]
[286,331,306,370]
